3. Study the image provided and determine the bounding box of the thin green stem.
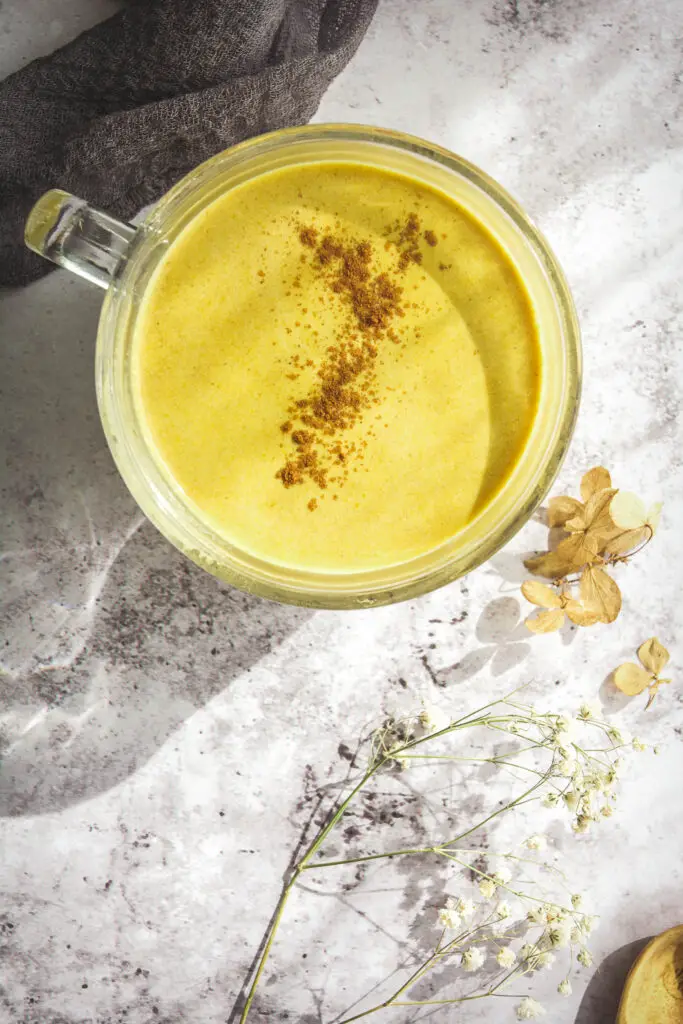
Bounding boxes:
[395,715,490,755]
[384,947,442,1001]
[441,771,549,848]
[337,965,523,1021]
[439,851,578,918]
[432,914,497,960]
[301,763,385,863]
[442,692,527,730]
[504,742,552,757]
[331,949,449,1024]
[336,945,495,1022]
[393,695,532,758]
[335,1004,393,1023]
[303,846,437,871]
[240,760,388,1023]
[391,989,518,1007]
[400,753,497,761]
[309,770,551,873]
[503,852,571,887]
[400,752,547,778]
[239,866,302,1022]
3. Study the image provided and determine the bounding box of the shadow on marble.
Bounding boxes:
[430,596,531,686]
[0,516,312,818]
[0,273,311,818]
[487,550,582,650]
[483,554,584,652]
[574,936,653,1024]
[487,549,538,587]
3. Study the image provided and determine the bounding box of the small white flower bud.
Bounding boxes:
[438,907,462,930]
[516,997,546,1019]
[577,947,593,967]
[461,946,486,972]
[496,947,516,968]
[479,878,497,900]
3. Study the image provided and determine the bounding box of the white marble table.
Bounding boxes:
[1,2,682,1022]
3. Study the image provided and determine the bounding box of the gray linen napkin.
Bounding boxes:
[0,0,377,287]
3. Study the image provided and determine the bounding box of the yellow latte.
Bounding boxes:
[133,163,540,572]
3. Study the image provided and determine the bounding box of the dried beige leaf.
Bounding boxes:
[610,491,647,530]
[613,662,652,696]
[525,608,565,634]
[638,637,670,675]
[581,466,612,502]
[592,527,625,554]
[547,495,584,528]
[524,550,575,579]
[583,488,619,531]
[556,531,600,569]
[563,490,617,540]
[580,565,622,623]
[564,600,601,627]
[603,527,649,557]
[521,580,563,608]
[646,502,662,534]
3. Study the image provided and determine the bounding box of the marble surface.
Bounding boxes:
[1,1,682,1022]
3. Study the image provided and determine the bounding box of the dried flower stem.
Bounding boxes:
[238,696,636,1024]
[239,761,387,1022]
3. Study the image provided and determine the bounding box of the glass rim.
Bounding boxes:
[97,123,582,609]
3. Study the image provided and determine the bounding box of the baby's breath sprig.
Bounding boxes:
[522,466,661,631]
[238,694,651,1024]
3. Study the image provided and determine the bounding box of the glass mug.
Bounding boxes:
[25,124,581,609]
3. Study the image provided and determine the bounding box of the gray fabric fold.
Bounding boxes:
[0,0,377,286]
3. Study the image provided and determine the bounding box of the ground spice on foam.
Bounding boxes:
[275,213,439,504]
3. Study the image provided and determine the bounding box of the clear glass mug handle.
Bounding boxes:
[25,189,137,290]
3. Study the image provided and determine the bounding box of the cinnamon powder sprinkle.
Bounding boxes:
[299,226,318,248]
[275,212,440,497]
